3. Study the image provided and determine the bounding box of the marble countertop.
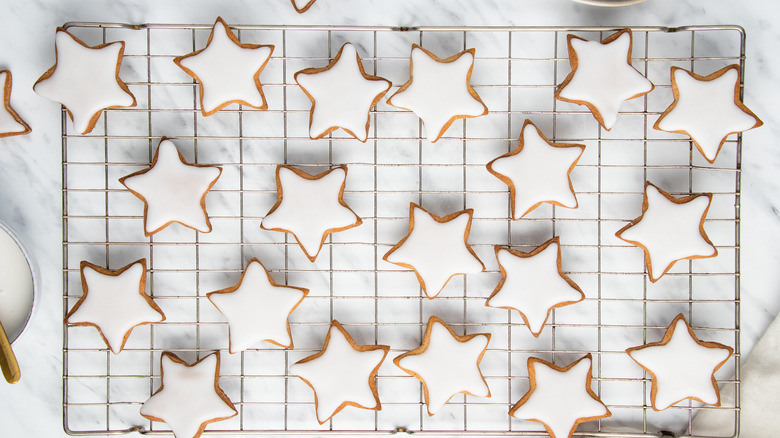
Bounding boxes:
[0,0,778,436]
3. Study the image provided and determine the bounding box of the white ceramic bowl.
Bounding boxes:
[0,221,36,343]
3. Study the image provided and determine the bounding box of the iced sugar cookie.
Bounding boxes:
[174,17,274,117]
[0,71,31,138]
[295,42,391,142]
[486,120,585,219]
[119,138,222,236]
[387,44,488,142]
[615,182,716,282]
[33,28,136,135]
[291,0,317,13]
[65,259,164,354]
[654,65,762,163]
[626,314,733,410]
[290,320,389,424]
[394,316,490,415]
[555,28,653,130]
[207,258,308,353]
[140,352,237,438]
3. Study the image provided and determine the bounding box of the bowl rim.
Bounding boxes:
[0,220,38,344]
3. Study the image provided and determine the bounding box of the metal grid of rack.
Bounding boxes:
[62,23,744,437]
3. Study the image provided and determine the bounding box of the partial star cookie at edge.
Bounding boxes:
[291,0,317,13]
[0,70,31,138]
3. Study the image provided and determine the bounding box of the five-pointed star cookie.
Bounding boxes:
[616,182,716,282]
[486,237,585,337]
[33,28,136,135]
[295,42,391,142]
[291,0,317,13]
[555,28,654,130]
[207,258,308,353]
[626,314,733,411]
[486,120,585,219]
[174,17,274,117]
[394,316,491,415]
[140,352,237,438]
[0,70,31,138]
[654,65,763,164]
[119,138,222,236]
[510,354,611,438]
[65,259,165,354]
[260,165,362,262]
[289,320,389,424]
[387,44,488,142]
[383,203,485,299]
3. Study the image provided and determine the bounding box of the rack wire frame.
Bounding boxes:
[61,23,745,437]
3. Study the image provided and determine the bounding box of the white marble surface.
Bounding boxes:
[0,0,778,436]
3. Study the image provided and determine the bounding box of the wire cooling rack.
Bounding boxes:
[62,23,745,437]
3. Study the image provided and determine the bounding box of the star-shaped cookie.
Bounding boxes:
[509,354,611,438]
[295,42,391,142]
[383,203,485,299]
[33,28,136,135]
[654,65,763,164]
[291,0,317,13]
[626,314,733,410]
[486,237,585,337]
[394,316,491,415]
[387,44,488,142]
[260,165,362,262]
[486,120,585,219]
[555,28,653,130]
[119,138,222,236]
[207,258,308,353]
[616,182,716,282]
[289,320,389,424]
[0,70,31,138]
[65,259,164,354]
[174,17,274,117]
[140,352,237,438]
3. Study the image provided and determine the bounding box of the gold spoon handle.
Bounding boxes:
[0,320,20,383]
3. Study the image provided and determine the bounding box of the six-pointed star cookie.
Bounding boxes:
[289,320,389,424]
[119,138,222,236]
[260,165,362,262]
[387,44,488,142]
[383,203,485,299]
[486,237,585,337]
[486,120,585,219]
[616,182,716,282]
[394,316,491,415]
[65,259,164,354]
[654,65,763,164]
[626,314,733,411]
[510,354,611,438]
[207,258,308,353]
[295,43,391,142]
[174,17,274,116]
[291,0,317,13]
[33,28,136,134]
[0,70,31,138]
[140,352,237,438]
[555,28,653,130]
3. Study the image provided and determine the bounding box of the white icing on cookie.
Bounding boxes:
[119,139,222,236]
[0,71,30,137]
[140,352,237,438]
[486,238,584,337]
[394,317,490,415]
[387,45,487,142]
[289,321,389,423]
[556,29,653,130]
[487,120,585,219]
[626,315,733,410]
[655,65,762,163]
[33,29,136,134]
[207,259,308,353]
[175,17,274,116]
[510,355,610,438]
[261,166,361,262]
[616,183,716,282]
[383,204,484,299]
[295,43,391,142]
[65,260,164,354]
